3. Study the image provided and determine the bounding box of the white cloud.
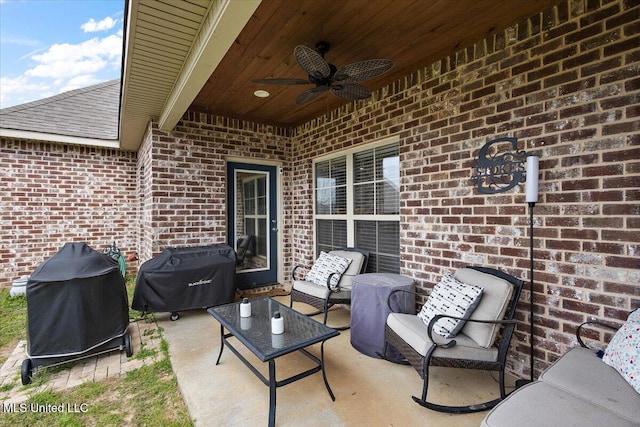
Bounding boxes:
[25,34,122,79]
[0,75,53,106]
[81,17,117,33]
[59,75,103,93]
[0,35,40,47]
[0,13,122,109]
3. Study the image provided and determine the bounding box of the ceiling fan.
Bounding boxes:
[253,41,394,106]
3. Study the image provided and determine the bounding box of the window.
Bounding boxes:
[314,138,400,273]
[242,176,267,257]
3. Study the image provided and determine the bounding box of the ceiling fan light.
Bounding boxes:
[254,90,270,98]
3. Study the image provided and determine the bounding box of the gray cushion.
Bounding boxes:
[481,380,638,427]
[454,268,513,348]
[329,250,365,290]
[292,250,364,299]
[417,273,483,338]
[304,251,352,288]
[540,347,640,422]
[386,312,499,362]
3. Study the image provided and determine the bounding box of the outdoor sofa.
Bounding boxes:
[481,309,640,427]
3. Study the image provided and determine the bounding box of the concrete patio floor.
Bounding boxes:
[158,295,516,427]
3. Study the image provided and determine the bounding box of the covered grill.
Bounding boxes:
[23,242,131,384]
[132,244,236,320]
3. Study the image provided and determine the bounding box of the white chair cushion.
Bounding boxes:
[387,312,499,362]
[305,251,352,288]
[454,268,514,348]
[417,273,483,338]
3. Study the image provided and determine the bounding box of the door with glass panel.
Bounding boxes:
[227,162,278,289]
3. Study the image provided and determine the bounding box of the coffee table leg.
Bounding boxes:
[320,341,336,401]
[215,325,225,365]
[268,360,276,427]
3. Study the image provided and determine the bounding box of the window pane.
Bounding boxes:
[353,143,399,215]
[257,219,267,256]
[316,219,347,253]
[354,183,375,215]
[257,177,266,197]
[354,149,374,183]
[316,188,332,214]
[315,157,347,214]
[257,195,266,215]
[355,220,399,273]
[376,181,399,214]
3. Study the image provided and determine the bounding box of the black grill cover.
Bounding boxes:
[26,242,129,358]
[132,244,236,313]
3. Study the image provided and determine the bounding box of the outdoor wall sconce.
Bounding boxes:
[471,137,527,194]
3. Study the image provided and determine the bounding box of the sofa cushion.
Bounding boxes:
[417,273,483,338]
[481,380,638,427]
[602,309,640,394]
[386,312,498,362]
[305,251,352,289]
[454,268,513,348]
[539,347,640,423]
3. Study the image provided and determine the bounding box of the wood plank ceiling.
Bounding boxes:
[191,0,560,127]
[120,0,560,150]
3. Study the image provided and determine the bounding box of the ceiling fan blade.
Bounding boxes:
[331,83,371,101]
[295,85,330,106]
[294,45,331,80]
[333,59,394,83]
[252,78,310,85]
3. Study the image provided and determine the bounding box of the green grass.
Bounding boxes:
[0,276,193,427]
[0,291,27,366]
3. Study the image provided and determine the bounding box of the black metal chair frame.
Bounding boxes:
[289,247,369,330]
[576,318,621,349]
[382,266,524,414]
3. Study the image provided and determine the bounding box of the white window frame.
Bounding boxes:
[312,135,400,256]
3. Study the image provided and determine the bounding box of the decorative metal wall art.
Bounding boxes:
[471,137,528,194]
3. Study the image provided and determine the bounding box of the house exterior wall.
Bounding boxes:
[0,139,138,282]
[0,0,637,380]
[134,118,292,273]
[291,0,639,378]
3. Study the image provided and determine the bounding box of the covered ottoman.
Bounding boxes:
[350,273,415,361]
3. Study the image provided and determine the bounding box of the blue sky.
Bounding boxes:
[0,0,124,109]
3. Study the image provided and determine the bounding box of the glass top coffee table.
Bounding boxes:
[207,297,340,427]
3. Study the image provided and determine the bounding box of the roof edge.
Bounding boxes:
[0,128,121,149]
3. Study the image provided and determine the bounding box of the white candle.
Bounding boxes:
[526,156,539,203]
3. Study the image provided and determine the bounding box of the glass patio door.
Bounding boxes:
[227,162,278,289]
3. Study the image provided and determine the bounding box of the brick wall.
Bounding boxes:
[291,0,639,377]
[0,140,138,284]
[0,0,637,381]
[135,117,293,271]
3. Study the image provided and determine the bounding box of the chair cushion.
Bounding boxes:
[305,251,352,288]
[292,279,352,299]
[387,312,499,362]
[455,268,513,348]
[329,250,365,290]
[417,273,483,338]
[602,309,640,394]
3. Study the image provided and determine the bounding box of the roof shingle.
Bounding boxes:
[0,79,120,140]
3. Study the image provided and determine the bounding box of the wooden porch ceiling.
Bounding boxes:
[191,0,560,127]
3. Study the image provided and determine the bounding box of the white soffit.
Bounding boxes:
[120,0,260,151]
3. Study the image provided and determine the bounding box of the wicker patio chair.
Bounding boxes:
[382,266,524,413]
[289,248,369,330]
